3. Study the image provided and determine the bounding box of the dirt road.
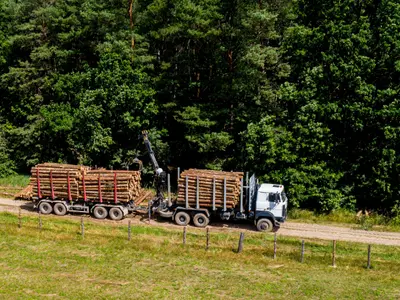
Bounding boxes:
[1,197,400,246]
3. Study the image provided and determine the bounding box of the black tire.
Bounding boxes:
[256,218,273,232]
[38,202,53,215]
[93,206,108,219]
[53,203,67,216]
[175,211,191,226]
[193,213,209,228]
[109,207,124,221]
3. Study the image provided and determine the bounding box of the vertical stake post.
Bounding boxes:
[196,176,199,209]
[38,212,42,230]
[82,172,87,202]
[81,217,84,238]
[177,167,180,184]
[183,226,187,245]
[300,240,305,263]
[50,170,55,200]
[237,232,245,253]
[206,227,210,250]
[98,174,103,203]
[67,171,72,201]
[273,233,277,259]
[113,172,118,204]
[18,208,21,228]
[128,220,131,241]
[148,204,151,224]
[212,177,216,211]
[240,177,244,213]
[332,240,336,267]
[223,177,227,211]
[185,176,189,208]
[36,168,42,199]
[367,245,371,269]
[167,173,171,204]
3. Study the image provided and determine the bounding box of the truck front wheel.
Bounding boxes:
[256,218,273,232]
[175,211,190,226]
[38,202,53,215]
[193,213,209,228]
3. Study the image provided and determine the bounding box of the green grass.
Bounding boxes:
[0,174,30,198]
[0,174,30,187]
[289,208,400,232]
[1,212,400,299]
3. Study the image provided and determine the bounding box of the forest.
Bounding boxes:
[0,0,399,214]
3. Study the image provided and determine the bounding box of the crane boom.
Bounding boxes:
[140,130,166,206]
[141,130,161,173]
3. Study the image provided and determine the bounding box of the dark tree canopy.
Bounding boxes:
[0,0,399,214]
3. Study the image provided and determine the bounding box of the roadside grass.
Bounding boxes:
[1,212,400,299]
[0,174,30,187]
[289,208,400,232]
[0,174,30,198]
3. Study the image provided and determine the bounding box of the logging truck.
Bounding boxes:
[142,131,288,232]
[30,132,288,231]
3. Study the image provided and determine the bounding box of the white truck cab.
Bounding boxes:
[250,181,288,231]
[256,183,288,220]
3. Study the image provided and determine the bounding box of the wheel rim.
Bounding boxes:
[259,222,269,231]
[111,209,121,219]
[198,217,204,224]
[179,216,186,223]
[97,208,105,216]
[42,204,51,212]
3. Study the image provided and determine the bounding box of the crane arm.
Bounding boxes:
[141,130,161,173]
[140,130,166,206]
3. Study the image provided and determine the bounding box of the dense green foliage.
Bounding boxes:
[0,0,399,213]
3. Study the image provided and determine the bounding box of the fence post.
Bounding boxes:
[81,217,85,238]
[300,240,305,263]
[367,245,371,269]
[183,226,187,245]
[273,233,277,259]
[237,232,245,253]
[206,227,210,250]
[148,205,151,224]
[18,208,22,228]
[332,240,336,267]
[38,211,42,231]
[128,220,131,241]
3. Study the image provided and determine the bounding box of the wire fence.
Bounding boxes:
[2,210,393,270]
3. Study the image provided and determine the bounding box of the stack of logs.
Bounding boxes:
[83,170,142,202]
[30,163,142,203]
[31,163,88,200]
[177,169,244,209]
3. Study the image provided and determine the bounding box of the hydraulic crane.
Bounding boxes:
[140,130,167,209]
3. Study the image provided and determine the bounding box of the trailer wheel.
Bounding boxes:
[256,218,273,232]
[93,206,108,219]
[175,211,190,226]
[193,213,209,228]
[53,203,67,216]
[38,202,53,215]
[109,207,124,221]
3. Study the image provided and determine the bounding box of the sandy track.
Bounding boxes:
[1,198,400,246]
